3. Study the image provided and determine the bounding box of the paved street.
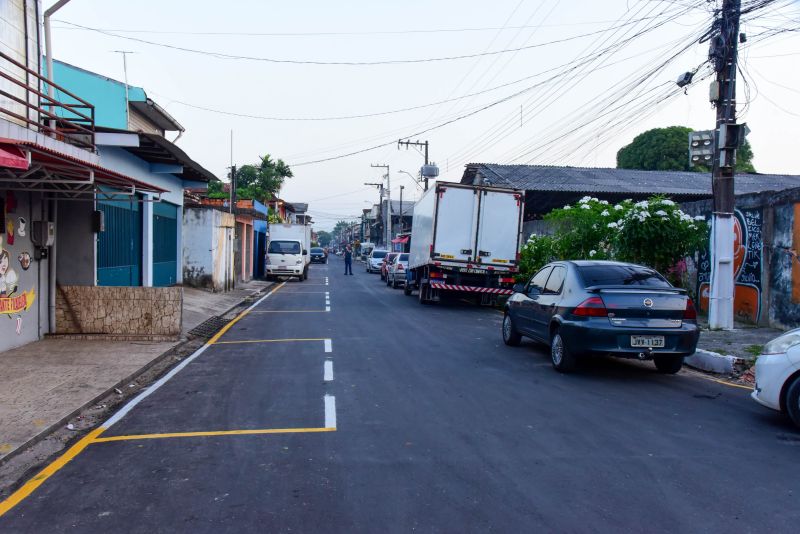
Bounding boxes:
[2,255,799,533]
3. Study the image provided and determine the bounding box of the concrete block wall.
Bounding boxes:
[55,285,182,337]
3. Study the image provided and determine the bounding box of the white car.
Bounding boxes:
[752,328,800,427]
[366,249,388,273]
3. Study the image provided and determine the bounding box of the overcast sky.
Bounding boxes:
[51,0,800,230]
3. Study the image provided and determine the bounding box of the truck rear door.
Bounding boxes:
[434,186,479,263]
[476,190,520,267]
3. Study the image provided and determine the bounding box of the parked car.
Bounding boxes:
[366,249,388,273]
[386,253,410,288]
[751,328,800,427]
[380,252,399,281]
[310,247,327,264]
[502,260,700,373]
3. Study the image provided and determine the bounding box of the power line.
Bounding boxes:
[56,18,695,66]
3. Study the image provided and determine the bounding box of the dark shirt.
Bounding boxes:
[344,250,352,262]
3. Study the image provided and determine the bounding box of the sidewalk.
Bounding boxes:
[0,281,271,463]
[686,319,784,376]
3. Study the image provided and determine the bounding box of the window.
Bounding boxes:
[311,247,324,253]
[543,266,566,295]
[268,240,301,254]
[399,254,409,261]
[528,267,552,295]
[578,264,671,287]
[371,250,387,258]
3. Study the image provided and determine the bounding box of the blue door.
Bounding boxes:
[97,196,142,286]
[153,202,178,286]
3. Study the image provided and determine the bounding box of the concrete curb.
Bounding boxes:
[685,349,745,374]
[0,282,274,467]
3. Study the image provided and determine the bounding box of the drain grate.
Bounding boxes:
[188,315,230,338]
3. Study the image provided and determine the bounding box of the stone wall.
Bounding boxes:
[55,286,182,338]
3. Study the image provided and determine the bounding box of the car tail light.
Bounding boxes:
[573,297,608,317]
[397,264,404,270]
[499,277,515,283]
[683,298,697,320]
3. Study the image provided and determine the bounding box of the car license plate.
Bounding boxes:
[631,335,665,348]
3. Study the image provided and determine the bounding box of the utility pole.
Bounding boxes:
[708,0,742,330]
[399,185,404,234]
[398,139,430,190]
[113,51,135,127]
[371,164,390,247]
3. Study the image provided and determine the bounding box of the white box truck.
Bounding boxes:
[266,223,312,281]
[406,181,523,304]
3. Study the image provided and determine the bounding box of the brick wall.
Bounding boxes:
[55,286,182,338]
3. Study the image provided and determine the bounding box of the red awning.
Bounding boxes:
[0,138,167,194]
[0,143,29,170]
[391,236,409,244]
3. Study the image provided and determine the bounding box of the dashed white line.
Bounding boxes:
[324,360,334,382]
[324,339,332,352]
[325,305,331,312]
[324,395,337,428]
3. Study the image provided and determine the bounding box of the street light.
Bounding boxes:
[397,170,423,190]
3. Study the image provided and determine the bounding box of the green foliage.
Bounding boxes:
[517,234,557,282]
[518,195,708,289]
[234,155,293,202]
[611,196,708,277]
[616,125,755,173]
[316,231,332,246]
[267,208,281,224]
[206,180,228,199]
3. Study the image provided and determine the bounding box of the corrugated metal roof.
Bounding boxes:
[461,164,800,196]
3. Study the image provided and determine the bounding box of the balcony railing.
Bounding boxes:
[0,50,95,151]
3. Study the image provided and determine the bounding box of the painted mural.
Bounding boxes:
[697,207,763,323]
[0,193,36,336]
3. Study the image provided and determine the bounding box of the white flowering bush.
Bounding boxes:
[612,196,708,276]
[545,196,614,261]
[519,195,708,286]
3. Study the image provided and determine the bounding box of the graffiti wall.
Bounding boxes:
[0,191,46,352]
[697,207,763,324]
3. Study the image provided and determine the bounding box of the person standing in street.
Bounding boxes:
[344,245,353,275]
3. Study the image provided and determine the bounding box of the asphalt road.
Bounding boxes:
[2,255,799,533]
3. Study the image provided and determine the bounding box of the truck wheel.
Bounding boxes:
[418,283,431,304]
[502,313,522,346]
[404,283,412,296]
[654,356,683,374]
[550,329,577,373]
[303,268,309,281]
[297,274,304,282]
[785,376,800,428]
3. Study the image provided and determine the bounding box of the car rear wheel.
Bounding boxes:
[654,356,683,374]
[502,313,522,346]
[784,375,800,428]
[404,283,412,296]
[550,330,577,373]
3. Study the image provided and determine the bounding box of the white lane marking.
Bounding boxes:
[104,284,283,428]
[325,305,331,312]
[324,395,337,428]
[324,361,334,382]
[324,339,332,353]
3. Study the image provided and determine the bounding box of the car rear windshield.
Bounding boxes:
[399,254,409,261]
[578,264,671,287]
[371,251,387,258]
[268,240,301,254]
[311,248,324,253]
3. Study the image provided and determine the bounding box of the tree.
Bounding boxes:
[616,125,756,173]
[316,231,332,246]
[235,155,293,202]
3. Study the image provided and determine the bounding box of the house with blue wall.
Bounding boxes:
[51,60,216,288]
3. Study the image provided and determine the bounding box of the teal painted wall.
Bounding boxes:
[49,60,147,130]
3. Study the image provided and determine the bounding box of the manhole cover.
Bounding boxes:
[188,315,229,338]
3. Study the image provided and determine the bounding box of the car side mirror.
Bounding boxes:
[303,249,308,255]
[527,286,541,297]
[512,283,525,293]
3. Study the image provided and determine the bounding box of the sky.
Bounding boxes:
[50,0,800,230]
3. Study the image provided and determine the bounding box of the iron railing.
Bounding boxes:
[0,50,95,151]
